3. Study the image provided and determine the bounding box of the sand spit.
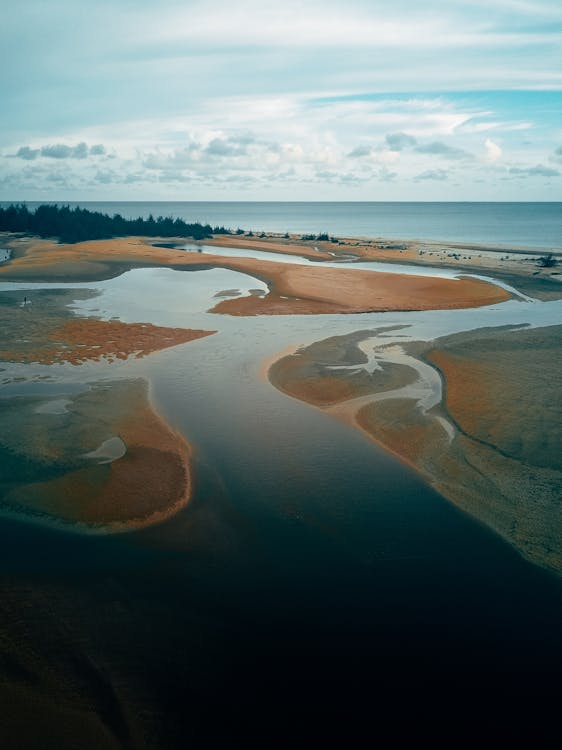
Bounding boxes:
[219,232,561,299]
[211,264,510,315]
[0,235,511,314]
[1,379,194,532]
[267,326,562,574]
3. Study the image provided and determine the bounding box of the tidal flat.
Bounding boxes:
[270,324,562,573]
[0,230,561,745]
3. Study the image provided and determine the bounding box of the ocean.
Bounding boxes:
[3,201,562,249]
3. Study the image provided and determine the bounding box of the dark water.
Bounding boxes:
[1,261,561,743]
[4,200,562,247]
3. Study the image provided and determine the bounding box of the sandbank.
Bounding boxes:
[267,325,562,574]
[1,379,194,532]
[0,317,214,366]
[164,231,562,300]
[268,328,417,406]
[202,234,335,261]
[0,235,511,314]
[0,284,215,366]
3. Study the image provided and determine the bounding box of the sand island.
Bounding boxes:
[0,233,513,313]
[268,324,562,574]
[0,279,216,531]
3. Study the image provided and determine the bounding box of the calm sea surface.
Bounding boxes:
[5,201,562,248]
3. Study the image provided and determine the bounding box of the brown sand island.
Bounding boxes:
[0,234,511,313]
[0,287,216,531]
[268,325,562,574]
[1,379,194,532]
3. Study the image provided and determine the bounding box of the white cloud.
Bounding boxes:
[1,1,561,199]
[484,138,502,162]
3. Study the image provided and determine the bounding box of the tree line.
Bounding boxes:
[0,204,231,244]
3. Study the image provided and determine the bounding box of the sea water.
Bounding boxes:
[3,201,562,248]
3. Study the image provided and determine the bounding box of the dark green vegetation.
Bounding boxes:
[537,252,558,268]
[0,203,231,244]
[301,232,331,241]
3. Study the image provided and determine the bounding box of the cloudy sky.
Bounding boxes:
[1,0,561,200]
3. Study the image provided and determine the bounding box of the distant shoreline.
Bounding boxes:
[2,200,561,249]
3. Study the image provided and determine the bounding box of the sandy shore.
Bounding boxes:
[0,234,511,314]
[1,379,194,532]
[267,325,562,574]
[201,232,562,300]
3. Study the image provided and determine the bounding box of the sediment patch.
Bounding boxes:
[1,379,193,532]
[267,325,562,574]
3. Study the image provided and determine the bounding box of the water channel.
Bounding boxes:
[1,246,561,737]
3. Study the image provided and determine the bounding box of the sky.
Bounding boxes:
[1,0,562,201]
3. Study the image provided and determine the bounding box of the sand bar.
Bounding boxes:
[267,326,562,574]
[1,379,194,532]
[0,235,511,314]
[0,317,215,366]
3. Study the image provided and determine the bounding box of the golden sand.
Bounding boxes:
[212,262,510,315]
[0,318,215,366]
[0,236,511,314]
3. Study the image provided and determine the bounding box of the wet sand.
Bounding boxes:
[0,287,213,532]
[1,379,193,532]
[0,317,214,366]
[268,325,562,574]
[268,328,418,406]
[0,234,511,314]
[0,285,215,366]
